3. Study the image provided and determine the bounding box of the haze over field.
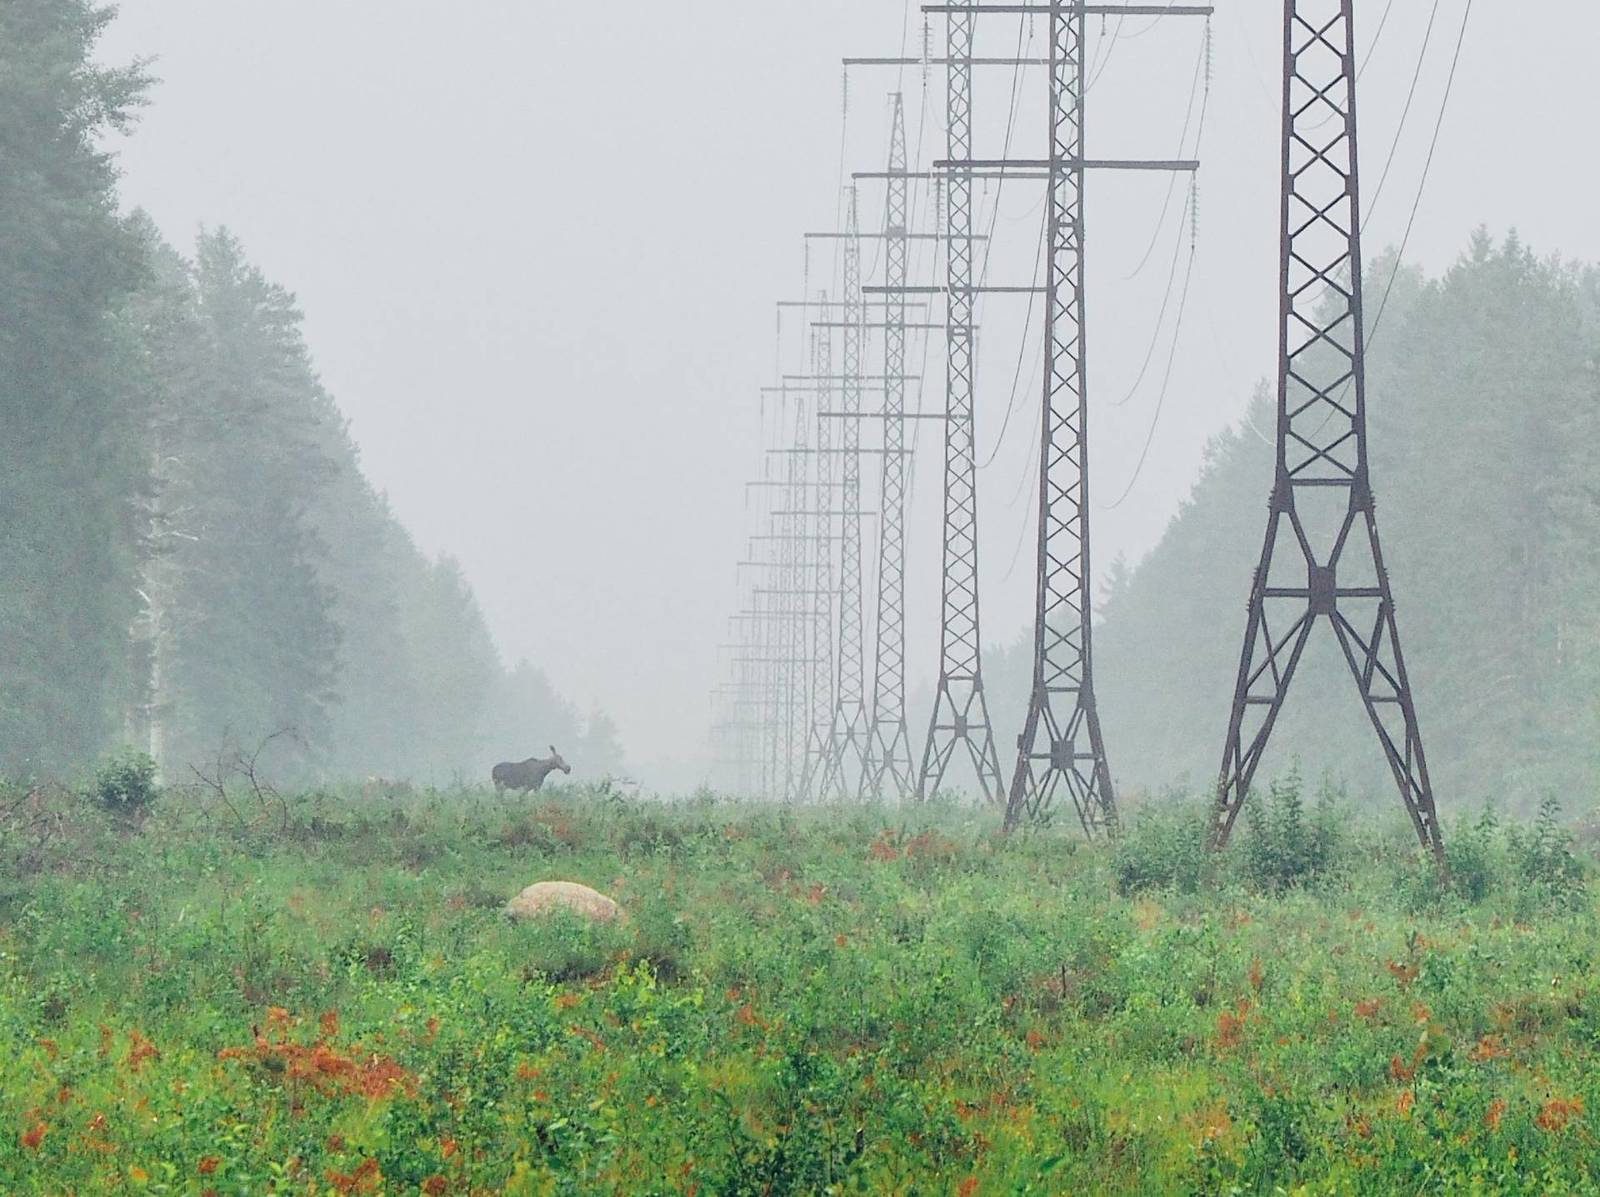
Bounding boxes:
[70,1,1600,789]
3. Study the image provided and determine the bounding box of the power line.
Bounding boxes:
[1364,0,1444,232]
[1358,0,1399,77]
[1104,185,1200,511]
[976,213,1046,470]
[1369,0,1474,347]
[1123,31,1207,280]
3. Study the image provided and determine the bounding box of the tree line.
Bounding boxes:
[0,1,621,783]
[979,232,1600,814]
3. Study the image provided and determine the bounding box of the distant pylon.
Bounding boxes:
[775,386,811,800]
[1210,0,1444,862]
[919,0,1004,804]
[799,298,837,800]
[863,93,915,800]
[1004,7,1117,836]
[816,193,874,799]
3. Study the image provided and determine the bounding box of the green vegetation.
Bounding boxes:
[89,751,161,818]
[5,782,1600,1194]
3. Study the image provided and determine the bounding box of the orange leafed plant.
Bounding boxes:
[1536,1096,1583,1133]
[903,830,959,861]
[1485,1098,1507,1131]
[126,1029,160,1073]
[1389,1055,1416,1083]
[1468,1035,1510,1063]
[1188,1099,1233,1147]
[218,1015,417,1102]
[326,1157,383,1195]
[1387,961,1419,988]
[1215,1000,1252,1051]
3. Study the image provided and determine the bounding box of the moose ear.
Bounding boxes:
[550,745,558,756]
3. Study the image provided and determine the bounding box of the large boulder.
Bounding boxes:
[505,881,620,924]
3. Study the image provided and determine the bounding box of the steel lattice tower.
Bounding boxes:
[817,193,873,799]
[799,299,838,799]
[776,391,811,800]
[863,94,915,800]
[1210,0,1443,861]
[1004,6,1117,835]
[919,0,1005,804]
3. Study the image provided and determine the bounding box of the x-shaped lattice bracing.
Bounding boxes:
[1212,0,1442,864]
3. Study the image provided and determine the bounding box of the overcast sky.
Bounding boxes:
[96,2,1598,789]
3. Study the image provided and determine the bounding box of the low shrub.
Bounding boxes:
[1506,795,1587,908]
[1239,768,1347,894]
[89,749,160,816]
[1112,798,1214,895]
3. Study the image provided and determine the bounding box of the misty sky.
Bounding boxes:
[96,2,1597,788]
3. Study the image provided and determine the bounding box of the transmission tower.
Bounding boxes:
[1003,4,1113,835]
[863,94,915,801]
[1001,2,1207,834]
[919,0,1005,803]
[1210,0,1444,862]
[816,192,874,800]
[775,389,811,800]
[799,298,838,799]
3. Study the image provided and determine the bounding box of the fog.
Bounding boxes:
[94,1,1599,790]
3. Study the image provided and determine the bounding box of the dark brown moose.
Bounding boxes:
[491,747,571,793]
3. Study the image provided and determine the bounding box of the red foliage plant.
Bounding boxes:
[1536,1096,1583,1134]
[218,1009,416,1104]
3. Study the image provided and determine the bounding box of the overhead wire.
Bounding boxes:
[1367,0,1474,348]
[1303,0,1405,132]
[1123,34,1207,281]
[1103,185,1200,511]
[1085,12,1129,91]
[1096,17,1210,520]
[1109,0,1467,505]
[1114,23,1209,411]
[1302,0,1474,440]
[1364,0,1443,232]
[973,16,1043,473]
[977,217,1046,470]
[1358,0,1400,77]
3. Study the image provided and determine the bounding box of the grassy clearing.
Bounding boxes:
[2,779,1600,1194]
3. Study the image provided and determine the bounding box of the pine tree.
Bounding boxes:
[154,231,340,777]
[0,2,151,775]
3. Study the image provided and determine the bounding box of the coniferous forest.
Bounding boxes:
[0,2,622,784]
[980,237,1600,814]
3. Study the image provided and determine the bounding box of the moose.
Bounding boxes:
[491,747,571,794]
